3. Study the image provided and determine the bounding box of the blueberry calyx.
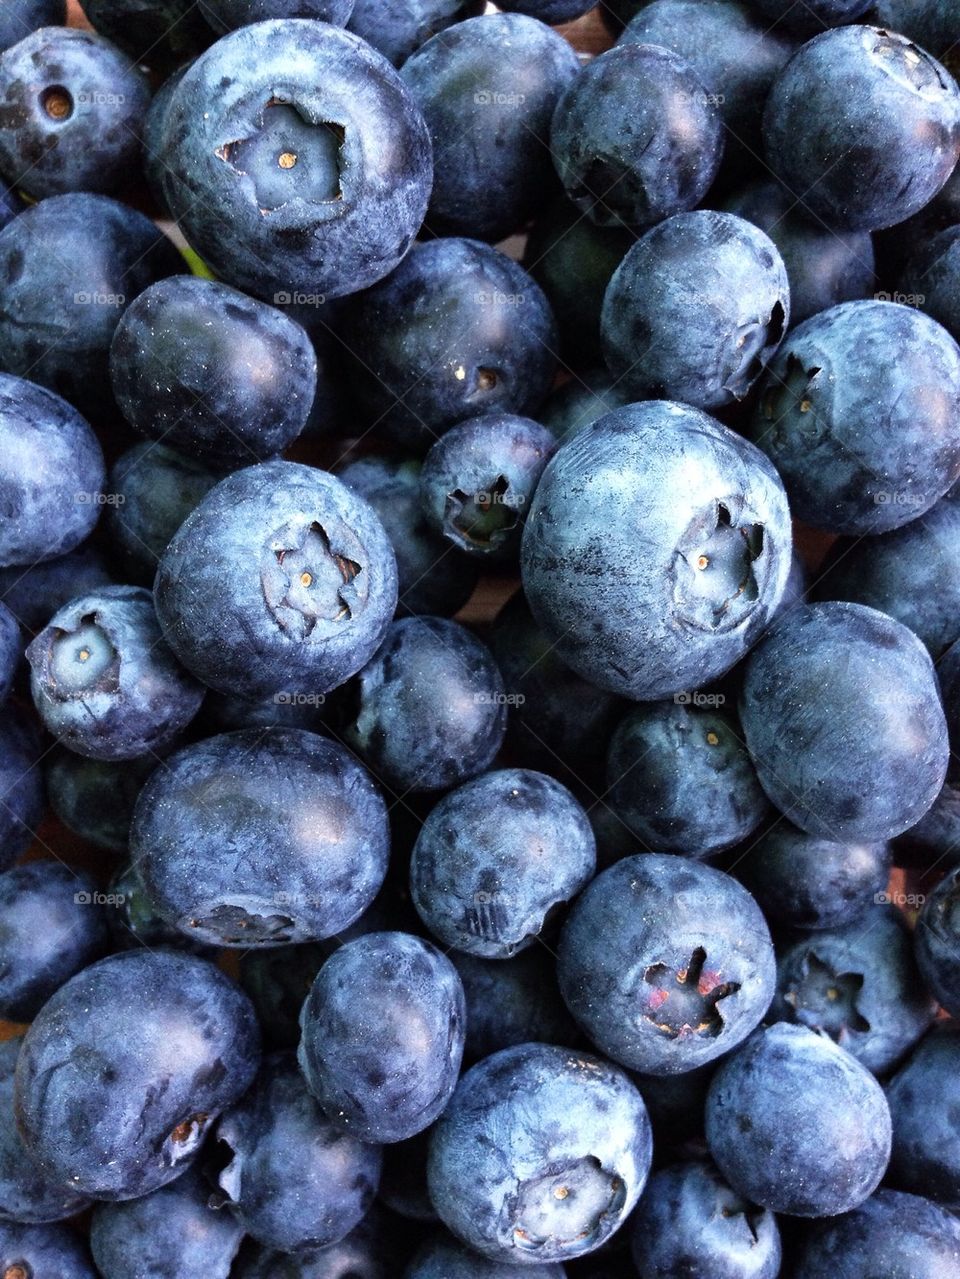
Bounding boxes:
[674,502,764,632]
[641,945,741,1040]
[261,519,364,640]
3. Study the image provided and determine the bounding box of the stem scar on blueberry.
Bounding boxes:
[674,503,764,631]
[40,85,73,121]
[642,946,740,1039]
[4,1266,28,1279]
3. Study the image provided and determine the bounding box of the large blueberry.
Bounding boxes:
[886,1025,960,1206]
[792,1188,960,1277]
[154,460,398,700]
[915,866,960,1016]
[132,727,390,947]
[348,0,483,66]
[0,710,44,870]
[0,1,65,53]
[407,1236,567,1277]
[739,602,948,840]
[14,949,261,1201]
[0,1221,97,1278]
[521,401,792,701]
[158,20,432,301]
[558,854,775,1075]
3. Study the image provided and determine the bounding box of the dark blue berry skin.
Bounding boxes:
[747,301,960,535]
[740,602,949,841]
[428,1043,652,1266]
[0,862,111,1022]
[154,460,398,700]
[401,14,578,241]
[902,224,960,346]
[452,949,579,1064]
[111,277,318,470]
[0,180,21,228]
[549,43,724,230]
[0,1,65,53]
[745,0,871,34]
[200,0,354,30]
[0,601,18,702]
[343,238,558,453]
[521,401,792,702]
[419,415,556,562]
[349,0,482,66]
[407,1236,567,1278]
[212,1053,381,1253]
[792,1188,960,1277]
[771,906,936,1076]
[343,617,507,794]
[89,1167,244,1279]
[886,1025,960,1207]
[602,211,789,412]
[78,0,213,69]
[411,768,596,959]
[0,544,113,633]
[706,1023,892,1217]
[501,0,594,18]
[106,863,212,955]
[915,867,960,1017]
[158,20,432,302]
[0,374,104,568]
[234,1213,392,1278]
[763,26,960,232]
[893,779,960,872]
[133,727,390,947]
[0,27,150,199]
[142,65,187,212]
[558,854,775,1075]
[539,371,630,445]
[871,0,957,61]
[733,823,892,932]
[629,1159,781,1279]
[339,456,478,618]
[0,711,44,870]
[606,699,770,859]
[0,194,181,417]
[0,1222,97,1278]
[14,949,261,1201]
[298,931,466,1143]
[0,1036,91,1224]
[723,179,876,324]
[936,634,960,749]
[45,750,154,854]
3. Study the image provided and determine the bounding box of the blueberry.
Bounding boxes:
[901,223,960,346]
[606,699,770,858]
[763,26,960,231]
[538,370,631,444]
[745,0,872,35]
[521,401,792,701]
[211,1052,381,1252]
[792,1188,960,1276]
[0,1221,97,1278]
[298,931,465,1143]
[0,27,150,198]
[740,601,949,841]
[133,727,390,947]
[45,750,153,853]
[871,0,957,62]
[893,778,960,873]
[343,617,507,793]
[500,0,595,19]
[0,601,18,703]
[0,710,44,870]
[106,862,213,955]
[0,194,181,416]
[746,301,960,534]
[0,544,113,633]
[349,0,482,66]
[411,768,596,958]
[201,0,354,29]
[550,42,724,229]
[234,1212,392,1278]
[558,854,775,1075]
[914,866,960,1016]
[401,13,579,241]
[343,238,557,452]
[428,1043,652,1265]
[602,211,788,411]
[629,1159,781,1279]
[452,948,579,1063]
[78,0,213,69]
[886,1024,960,1206]
[0,1,65,53]
[154,460,398,700]
[407,1235,568,1277]
[15,949,261,1201]
[158,20,432,302]
[142,64,189,212]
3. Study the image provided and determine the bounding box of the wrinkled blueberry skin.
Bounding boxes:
[539,371,631,445]
[408,1236,568,1278]
[550,43,723,230]
[453,949,579,1064]
[0,1037,90,1224]
[428,1043,652,1266]
[349,0,482,66]
[106,444,221,586]
[90,1167,243,1279]
[412,768,596,959]
[27,586,205,761]
[201,0,354,31]
[402,14,578,241]
[734,822,891,931]
[240,943,326,1049]
[771,906,936,1075]
[46,750,153,853]
[763,26,960,232]
[629,1159,781,1279]
[792,1188,960,1277]
[159,20,432,302]
[0,1221,97,1278]
[602,212,789,411]
[339,457,478,618]
[154,460,398,700]
[134,727,390,947]
[0,194,181,416]
[706,1023,892,1216]
[723,179,875,324]
[0,374,104,568]
[747,301,960,534]
[915,867,960,1016]
[740,602,949,841]
[0,711,44,869]
[0,862,110,1022]
[344,617,507,794]
[111,278,317,470]
[607,700,770,858]
[521,402,792,702]
[420,415,556,561]
[79,0,212,69]
[871,0,957,61]
[886,1025,960,1206]
[0,1,65,53]
[558,854,775,1075]
[0,601,18,702]
[212,1053,381,1252]
[0,544,112,633]
[299,931,465,1143]
[344,239,557,452]
[14,949,261,1201]
[0,27,151,198]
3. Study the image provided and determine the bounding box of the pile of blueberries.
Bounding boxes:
[3,0,960,1274]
